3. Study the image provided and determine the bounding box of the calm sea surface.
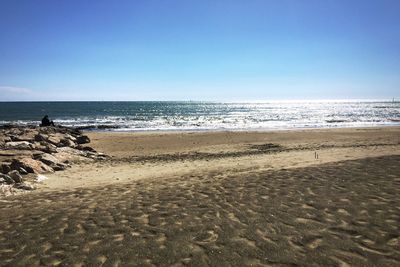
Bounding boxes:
[0,101,399,131]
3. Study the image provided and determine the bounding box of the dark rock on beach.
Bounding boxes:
[0,174,14,185]
[8,170,23,183]
[76,135,90,144]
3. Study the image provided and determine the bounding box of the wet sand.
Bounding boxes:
[0,127,399,266]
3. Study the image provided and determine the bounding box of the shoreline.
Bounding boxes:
[35,126,400,192]
[81,124,400,133]
[2,123,400,134]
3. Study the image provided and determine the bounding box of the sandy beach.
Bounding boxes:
[1,127,399,266]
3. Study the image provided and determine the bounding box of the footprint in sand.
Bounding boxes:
[330,256,351,267]
[306,237,323,249]
[113,234,124,242]
[194,230,218,244]
[337,208,351,216]
[41,242,52,253]
[97,255,107,265]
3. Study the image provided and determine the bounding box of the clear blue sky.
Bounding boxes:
[0,0,399,101]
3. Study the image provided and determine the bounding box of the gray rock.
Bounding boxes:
[79,146,96,152]
[0,163,11,174]
[8,170,23,183]
[14,183,35,190]
[36,153,68,171]
[10,131,36,142]
[37,153,59,166]
[0,136,12,143]
[11,159,34,173]
[34,134,48,142]
[18,167,28,175]
[5,141,34,150]
[53,163,69,171]
[11,158,54,174]
[41,142,58,153]
[64,134,77,142]
[0,174,14,184]
[76,135,90,144]
[47,135,62,146]
[61,138,76,148]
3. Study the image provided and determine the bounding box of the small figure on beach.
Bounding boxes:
[40,115,55,127]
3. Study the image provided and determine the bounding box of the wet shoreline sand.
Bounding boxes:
[0,127,399,266]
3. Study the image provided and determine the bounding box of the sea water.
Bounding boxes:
[0,100,399,131]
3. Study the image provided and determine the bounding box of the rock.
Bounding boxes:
[0,174,14,184]
[10,131,36,142]
[34,134,48,142]
[76,135,90,144]
[11,158,54,174]
[5,141,35,150]
[79,146,96,152]
[11,159,33,173]
[53,163,69,171]
[64,134,77,142]
[8,170,23,183]
[40,142,58,153]
[61,138,76,148]
[47,135,62,147]
[14,183,35,190]
[36,153,59,165]
[0,135,12,143]
[0,149,44,158]
[32,142,47,152]
[9,135,19,141]
[54,147,91,163]
[35,153,68,170]
[18,167,28,175]
[0,163,11,174]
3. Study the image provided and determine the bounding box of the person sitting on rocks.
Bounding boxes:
[40,115,55,127]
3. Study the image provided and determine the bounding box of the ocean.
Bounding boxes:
[0,101,399,131]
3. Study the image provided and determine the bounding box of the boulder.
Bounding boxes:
[52,163,69,171]
[34,134,48,142]
[33,142,47,152]
[61,138,76,148]
[10,131,36,142]
[18,167,28,175]
[79,146,96,152]
[14,183,35,190]
[64,134,77,142]
[40,142,58,153]
[47,135,63,147]
[76,135,90,144]
[0,149,44,158]
[0,173,14,184]
[8,170,23,183]
[54,147,91,163]
[11,158,54,174]
[36,153,60,166]
[5,141,34,150]
[0,163,11,174]
[0,135,12,143]
[35,153,68,170]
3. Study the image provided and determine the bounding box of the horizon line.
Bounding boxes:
[0,98,398,103]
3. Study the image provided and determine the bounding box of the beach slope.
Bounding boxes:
[0,127,399,266]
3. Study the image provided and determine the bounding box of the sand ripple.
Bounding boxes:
[0,156,399,266]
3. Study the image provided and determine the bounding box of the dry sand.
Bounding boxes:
[0,127,399,266]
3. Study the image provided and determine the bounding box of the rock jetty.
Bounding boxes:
[0,125,107,195]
